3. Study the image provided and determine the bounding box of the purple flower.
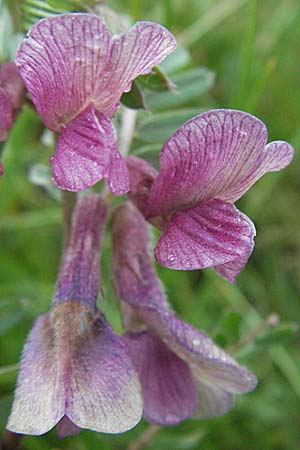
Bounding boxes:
[7,194,142,436]
[112,202,257,425]
[0,62,25,142]
[16,13,176,193]
[128,109,294,282]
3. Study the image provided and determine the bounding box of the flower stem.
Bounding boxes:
[118,107,137,157]
[61,190,77,250]
[127,424,160,450]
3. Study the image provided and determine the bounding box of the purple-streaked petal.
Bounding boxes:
[112,202,168,311]
[54,193,107,308]
[0,62,25,111]
[7,313,66,435]
[16,14,175,130]
[127,156,158,217]
[50,105,129,193]
[101,21,176,117]
[214,245,254,284]
[7,302,142,435]
[125,331,198,425]
[137,308,257,395]
[64,305,143,433]
[0,63,25,141]
[154,199,256,281]
[146,109,293,217]
[56,416,81,438]
[0,87,13,141]
[194,380,234,418]
[16,14,111,131]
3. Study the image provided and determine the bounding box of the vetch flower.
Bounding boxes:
[127,109,294,282]
[7,193,142,436]
[112,202,257,425]
[0,61,25,142]
[16,13,176,193]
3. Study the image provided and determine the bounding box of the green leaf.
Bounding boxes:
[46,0,96,9]
[0,310,23,335]
[136,108,205,144]
[213,333,228,348]
[222,311,241,342]
[255,323,299,347]
[138,66,176,92]
[20,0,66,32]
[0,3,22,59]
[159,47,191,75]
[121,81,147,110]
[146,66,215,111]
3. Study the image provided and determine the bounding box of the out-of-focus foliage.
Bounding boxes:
[0,0,300,449]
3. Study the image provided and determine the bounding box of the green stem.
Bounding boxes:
[127,425,160,450]
[61,190,77,250]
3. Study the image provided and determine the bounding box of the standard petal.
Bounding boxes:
[127,156,158,217]
[16,14,111,130]
[50,104,129,193]
[154,199,256,280]
[99,21,176,116]
[7,314,65,435]
[7,302,143,435]
[112,202,168,311]
[16,14,175,129]
[65,306,143,433]
[146,109,293,217]
[125,331,198,425]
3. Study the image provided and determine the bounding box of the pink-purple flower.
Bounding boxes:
[16,13,176,193]
[112,202,257,425]
[128,109,294,282]
[0,62,25,142]
[7,194,142,436]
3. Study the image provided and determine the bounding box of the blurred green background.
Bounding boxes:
[0,0,300,449]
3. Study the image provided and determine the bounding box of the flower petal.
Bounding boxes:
[112,202,168,311]
[140,308,257,395]
[51,105,129,193]
[214,247,254,284]
[16,14,175,130]
[0,62,25,111]
[56,416,81,438]
[54,193,107,307]
[194,380,234,418]
[125,331,198,425]
[127,156,158,217]
[101,21,176,116]
[0,87,13,141]
[7,313,65,435]
[7,302,142,435]
[64,306,143,433]
[16,14,111,131]
[146,109,293,217]
[154,199,256,281]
